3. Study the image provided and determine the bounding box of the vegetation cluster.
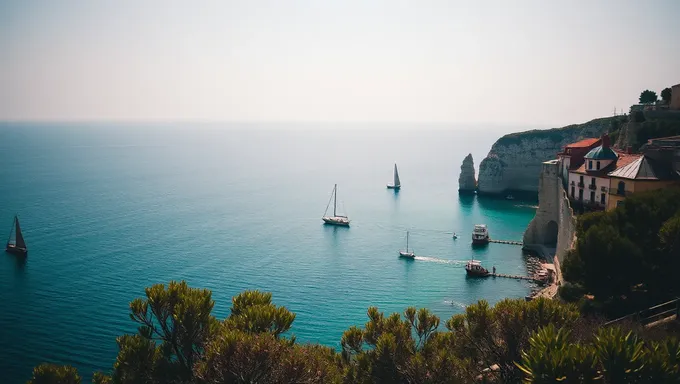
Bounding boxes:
[27,280,680,384]
[562,188,680,317]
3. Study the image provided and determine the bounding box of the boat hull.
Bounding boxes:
[465,268,489,277]
[472,237,489,245]
[322,217,350,227]
[399,251,415,258]
[5,245,27,257]
[386,184,401,190]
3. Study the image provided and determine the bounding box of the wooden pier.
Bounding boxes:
[488,239,523,246]
[490,273,535,281]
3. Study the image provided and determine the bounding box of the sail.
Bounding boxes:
[15,216,26,249]
[394,164,401,186]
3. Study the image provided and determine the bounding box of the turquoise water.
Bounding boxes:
[0,123,537,382]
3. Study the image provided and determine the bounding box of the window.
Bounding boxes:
[617,181,626,195]
[591,177,596,186]
[580,175,584,183]
[590,191,595,202]
[616,201,624,207]
[579,189,583,200]
[596,161,601,170]
[571,186,575,197]
[601,193,606,205]
[588,160,593,169]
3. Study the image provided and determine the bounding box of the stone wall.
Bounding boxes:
[523,160,576,267]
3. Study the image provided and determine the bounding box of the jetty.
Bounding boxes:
[490,273,535,281]
[488,239,523,246]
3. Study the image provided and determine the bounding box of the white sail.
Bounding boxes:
[393,164,401,187]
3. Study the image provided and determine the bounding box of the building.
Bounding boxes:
[607,155,680,209]
[567,134,641,209]
[556,137,601,182]
[671,83,680,110]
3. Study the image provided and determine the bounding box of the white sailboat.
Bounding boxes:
[399,231,415,258]
[386,163,401,190]
[322,184,350,227]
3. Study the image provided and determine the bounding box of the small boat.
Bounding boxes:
[6,215,27,256]
[399,231,415,258]
[472,224,490,245]
[452,232,458,239]
[465,260,490,277]
[322,184,350,227]
[505,194,515,200]
[386,163,401,190]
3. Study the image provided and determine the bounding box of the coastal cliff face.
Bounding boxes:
[477,117,616,195]
[458,153,476,193]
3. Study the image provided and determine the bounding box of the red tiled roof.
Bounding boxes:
[565,138,600,149]
[571,151,642,176]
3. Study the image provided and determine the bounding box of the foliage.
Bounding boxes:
[639,89,658,104]
[661,87,672,103]
[563,188,680,315]
[28,364,81,384]
[517,325,680,383]
[225,290,296,337]
[636,119,680,151]
[27,282,680,384]
[195,330,342,384]
[445,298,580,382]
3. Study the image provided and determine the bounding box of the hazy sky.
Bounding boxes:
[1,0,678,126]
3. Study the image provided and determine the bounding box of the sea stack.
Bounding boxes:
[458,153,477,193]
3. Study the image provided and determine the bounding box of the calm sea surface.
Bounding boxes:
[0,123,537,382]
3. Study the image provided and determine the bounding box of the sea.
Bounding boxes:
[0,122,538,382]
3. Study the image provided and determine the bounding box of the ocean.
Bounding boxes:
[0,122,538,382]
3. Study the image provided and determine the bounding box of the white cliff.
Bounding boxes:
[477,117,615,195]
[458,153,476,193]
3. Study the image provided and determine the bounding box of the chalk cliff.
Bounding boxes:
[477,117,616,195]
[458,153,476,193]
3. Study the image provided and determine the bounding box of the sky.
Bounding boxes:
[0,0,678,126]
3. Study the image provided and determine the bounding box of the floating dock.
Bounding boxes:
[488,239,523,246]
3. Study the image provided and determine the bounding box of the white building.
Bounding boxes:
[567,135,640,209]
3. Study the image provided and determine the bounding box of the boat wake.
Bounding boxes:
[443,300,467,310]
[413,256,467,266]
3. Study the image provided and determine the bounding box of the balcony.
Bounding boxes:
[588,184,597,190]
[601,186,607,192]
[577,182,585,188]
[609,189,631,196]
[570,180,575,186]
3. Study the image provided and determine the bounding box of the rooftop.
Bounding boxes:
[585,145,618,160]
[565,138,600,149]
[572,151,642,176]
[608,155,680,181]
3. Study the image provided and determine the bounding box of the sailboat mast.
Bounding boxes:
[406,231,409,252]
[333,184,337,217]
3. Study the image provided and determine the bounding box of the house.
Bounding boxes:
[567,134,641,209]
[607,155,680,209]
[556,137,601,181]
[671,84,680,110]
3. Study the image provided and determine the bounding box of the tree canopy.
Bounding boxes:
[661,87,672,103]
[563,188,680,316]
[639,89,658,104]
[27,279,680,383]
